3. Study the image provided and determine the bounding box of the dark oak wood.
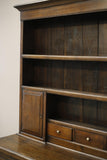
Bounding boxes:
[14,0,89,11]
[22,13,107,58]
[82,15,98,56]
[99,17,107,56]
[48,136,107,159]
[47,119,107,159]
[12,0,107,159]
[22,55,107,62]
[15,0,107,20]
[23,59,107,94]
[21,89,44,138]
[22,85,107,102]
[0,134,104,160]
[19,22,24,134]
[43,92,47,141]
[48,119,107,135]
[47,122,72,140]
[0,147,27,160]
[74,129,106,150]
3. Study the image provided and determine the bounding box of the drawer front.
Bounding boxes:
[74,129,106,150]
[47,122,72,140]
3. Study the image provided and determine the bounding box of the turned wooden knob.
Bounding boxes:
[56,130,60,134]
[86,137,90,141]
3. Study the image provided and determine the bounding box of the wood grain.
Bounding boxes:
[22,85,107,102]
[19,0,107,20]
[74,129,107,150]
[22,90,43,137]
[22,55,107,62]
[1,134,104,160]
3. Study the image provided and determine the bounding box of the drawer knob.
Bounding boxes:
[56,130,60,134]
[86,137,90,141]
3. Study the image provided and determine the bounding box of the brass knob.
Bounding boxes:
[56,130,60,134]
[40,115,43,119]
[86,137,90,141]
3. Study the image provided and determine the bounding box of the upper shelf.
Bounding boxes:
[22,85,107,102]
[22,55,107,62]
[15,0,107,20]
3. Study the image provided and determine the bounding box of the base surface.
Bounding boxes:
[0,134,105,160]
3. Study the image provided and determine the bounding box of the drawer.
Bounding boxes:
[74,129,106,150]
[47,122,72,140]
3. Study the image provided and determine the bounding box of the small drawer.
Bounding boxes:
[74,129,106,150]
[47,122,72,140]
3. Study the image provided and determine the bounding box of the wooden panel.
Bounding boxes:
[43,92,46,141]
[64,61,82,90]
[34,60,48,87]
[51,20,64,55]
[48,118,107,135]
[34,21,51,55]
[48,136,107,159]
[15,0,89,11]
[22,90,43,137]
[57,97,83,122]
[23,60,64,89]
[47,122,72,140]
[23,20,51,55]
[0,147,27,160]
[83,15,98,56]
[23,59,34,86]
[19,22,24,133]
[23,21,35,54]
[22,55,107,62]
[99,18,107,56]
[98,62,107,94]
[20,0,107,20]
[82,62,98,92]
[64,16,82,56]
[47,95,83,122]
[74,129,107,150]
[1,134,105,160]
[98,102,107,127]
[22,85,107,102]
[34,24,43,54]
[83,100,97,125]
[50,61,64,89]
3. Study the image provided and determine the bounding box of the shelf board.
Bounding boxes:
[22,55,107,62]
[48,119,107,135]
[22,85,107,102]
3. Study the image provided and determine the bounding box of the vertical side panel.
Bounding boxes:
[43,92,47,141]
[20,21,24,132]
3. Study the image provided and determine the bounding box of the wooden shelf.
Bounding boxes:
[22,85,107,102]
[22,55,107,62]
[48,119,107,135]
